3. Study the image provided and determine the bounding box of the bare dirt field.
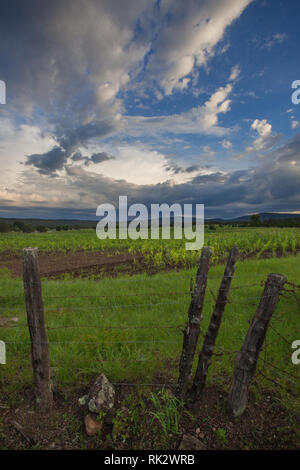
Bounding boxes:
[0,250,145,279]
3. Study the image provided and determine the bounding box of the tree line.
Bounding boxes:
[0,221,82,233]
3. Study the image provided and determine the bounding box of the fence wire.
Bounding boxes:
[1,267,299,402]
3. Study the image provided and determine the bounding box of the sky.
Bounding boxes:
[0,0,299,220]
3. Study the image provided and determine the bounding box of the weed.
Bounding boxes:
[214,427,228,448]
[149,388,184,439]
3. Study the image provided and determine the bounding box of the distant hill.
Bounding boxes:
[231,212,300,222]
[1,212,300,228]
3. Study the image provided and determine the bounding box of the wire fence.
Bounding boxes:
[1,257,299,398]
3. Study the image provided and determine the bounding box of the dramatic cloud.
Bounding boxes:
[1,0,298,218]
[126,83,234,137]
[71,151,116,166]
[3,132,298,219]
[25,147,67,176]
[146,0,252,95]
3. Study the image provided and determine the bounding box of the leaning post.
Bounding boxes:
[177,247,212,399]
[189,246,239,402]
[226,273,286,418]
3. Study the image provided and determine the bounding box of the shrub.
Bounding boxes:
[23,224,35,233]
[0,222,11,233]
[36,225,48,232]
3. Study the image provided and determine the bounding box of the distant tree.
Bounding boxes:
[36,225,48,232]
[74,224,80,230]
[56,225,62,231]
[13,220,25,230]
[209,224,216,230]
[13,221,25,230]
[250,213,261,226]
[23,224,35,233]
[0,222,11,232]
[62,224,69,231]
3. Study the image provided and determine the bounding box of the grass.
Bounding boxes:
[0,254,299,413]
[149,389,184,437]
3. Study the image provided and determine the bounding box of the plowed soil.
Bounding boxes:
[0,250,145,279]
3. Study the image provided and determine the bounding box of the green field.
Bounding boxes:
[1,226,300,269]
[0,228,299,449]
[0,254,299,407]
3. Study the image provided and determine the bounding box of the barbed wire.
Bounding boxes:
[3,323,185,331]
[4,339,181,345]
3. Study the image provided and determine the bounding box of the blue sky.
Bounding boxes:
[0,0,299,219]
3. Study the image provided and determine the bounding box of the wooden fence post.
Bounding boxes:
[189,246,239,402]
[177,247,211,398]
[226,273,286,418]
[23,248,53,412]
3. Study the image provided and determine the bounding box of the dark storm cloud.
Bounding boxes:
[71,150,116,166]
[25,146,67,175]
[57,133,300,217]
[56,121,119,153]
[90,152,116,164]
[25,121,118,174]
[165,162,202,175]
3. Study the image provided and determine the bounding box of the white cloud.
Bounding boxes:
[146,0,252,95]
[249,119,280,152]
[264,32,287,49]
[0,118,55,190]
[292,120,300,129]
[229,65,240,81]
[234,118,282,159]
[125,83,233,136]
[221,139,233,149]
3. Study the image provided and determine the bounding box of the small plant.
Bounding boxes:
[96,410,107,422]
[149,388,184,438]
[112,394,144,445]
[214,427,228,449]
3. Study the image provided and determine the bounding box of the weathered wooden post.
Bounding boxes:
[177,247,211,398]
[226,273,286,418]
[23,248,53,412]
[189,246,239,402]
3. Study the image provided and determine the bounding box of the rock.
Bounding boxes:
[86,374,115,414]
[78,395,89,407]
[179,434,206,450]
[84,414,103,437]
